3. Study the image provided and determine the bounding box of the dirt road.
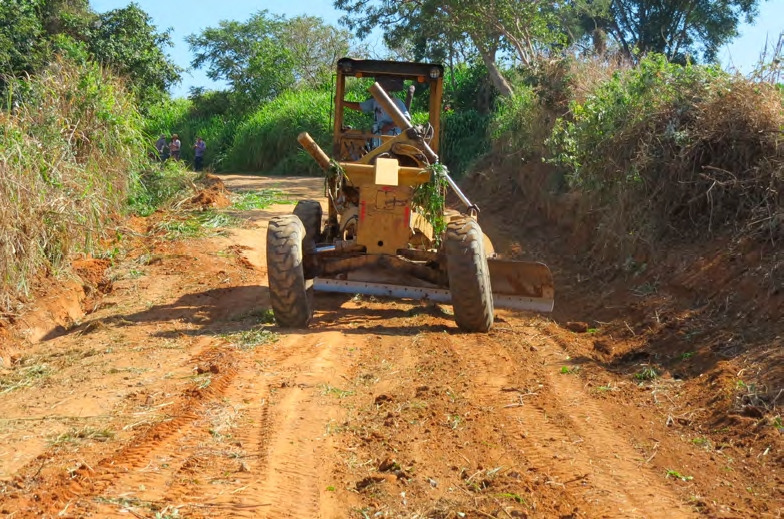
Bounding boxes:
[0,175,780,518]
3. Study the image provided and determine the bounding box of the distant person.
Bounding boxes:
[154,134,167,161]
[169,133,181,160]
[193,136,206,171]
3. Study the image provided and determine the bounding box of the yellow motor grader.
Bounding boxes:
[266,58,554,332]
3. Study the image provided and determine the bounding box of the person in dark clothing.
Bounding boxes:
[154,134,167,161]
[193,136,206,171]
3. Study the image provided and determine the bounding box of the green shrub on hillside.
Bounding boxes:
[0,56,147,309]
[549,54,783,256]
[489,85,540,159]
[441,110,491,177]
[224,89,333,175]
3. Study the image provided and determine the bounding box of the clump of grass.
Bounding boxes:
[49,427,115,446]
[231,189,292,210]
[222,326,278,349]
[230,307,275,324]
[665,469,694,481]
[127,160,193,217]
[0,363,52,394]
[155,210,240,239]
[320,384,354,399]
[691,437,710,448]
[495,492,526,504]
[634,366,659,381]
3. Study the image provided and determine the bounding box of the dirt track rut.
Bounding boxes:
[0,175,780,518]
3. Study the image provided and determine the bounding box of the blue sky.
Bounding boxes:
[89,0,783,98]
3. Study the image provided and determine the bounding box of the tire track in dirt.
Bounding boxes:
[239,331,353,519]
[87,346,240,513]
[0,344,239,518]
[143,330,355,518]
[138,347,276,518]
[455,323,692,518]
[78,328,356,519]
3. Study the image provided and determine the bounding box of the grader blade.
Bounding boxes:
[312,259,554,313]
[487,259,555,312]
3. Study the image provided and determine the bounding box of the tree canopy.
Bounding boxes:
[87,4,181,106]
[600,0,761,62]
[335,0,764,95]
[0,0,180,107]
[186,11,351,108]
[335,0,575,96]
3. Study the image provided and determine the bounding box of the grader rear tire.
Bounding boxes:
[266,215,312,328]
[445,217,494,332]
[293,200,322,251]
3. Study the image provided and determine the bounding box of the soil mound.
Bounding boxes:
[188,174,231,209]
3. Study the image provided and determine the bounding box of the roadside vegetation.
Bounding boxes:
[0,1,191,312]
[0,55,187,312]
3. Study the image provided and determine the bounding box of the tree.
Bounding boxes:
[187,11,351,109]
[0,1,180,107]
[582,0,762,62]
[0,0,47,79]
[187,11,292,106]
[335,0,570,97]
[282,16,352,88]
[87,3,181,106]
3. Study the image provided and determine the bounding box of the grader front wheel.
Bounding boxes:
[266,215,312,328]
[293,200,322,252]
[446,217,494,332]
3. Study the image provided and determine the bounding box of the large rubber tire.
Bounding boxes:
[266,215,312,328]
[293,200,322,251]
[445,217,494,332]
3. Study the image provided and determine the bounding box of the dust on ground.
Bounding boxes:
[0,175,780,518]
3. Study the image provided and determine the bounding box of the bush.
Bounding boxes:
[224,89,333,175]
[549,54,784,258]
[0,56,147,310]
[441,110,491,177]
[489,85,541,159]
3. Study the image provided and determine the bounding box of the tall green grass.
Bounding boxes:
[224,89,333,175]
[0,56,147,309]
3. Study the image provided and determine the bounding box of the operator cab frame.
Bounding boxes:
[332,58,444,162]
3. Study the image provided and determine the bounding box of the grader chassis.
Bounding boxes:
[266,58,554,332]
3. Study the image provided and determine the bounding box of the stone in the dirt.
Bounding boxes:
[379,458,400,472]
[355,476,385,491]
[209,364,220,374]
[566,321,589,333]
[374,394,393,404]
